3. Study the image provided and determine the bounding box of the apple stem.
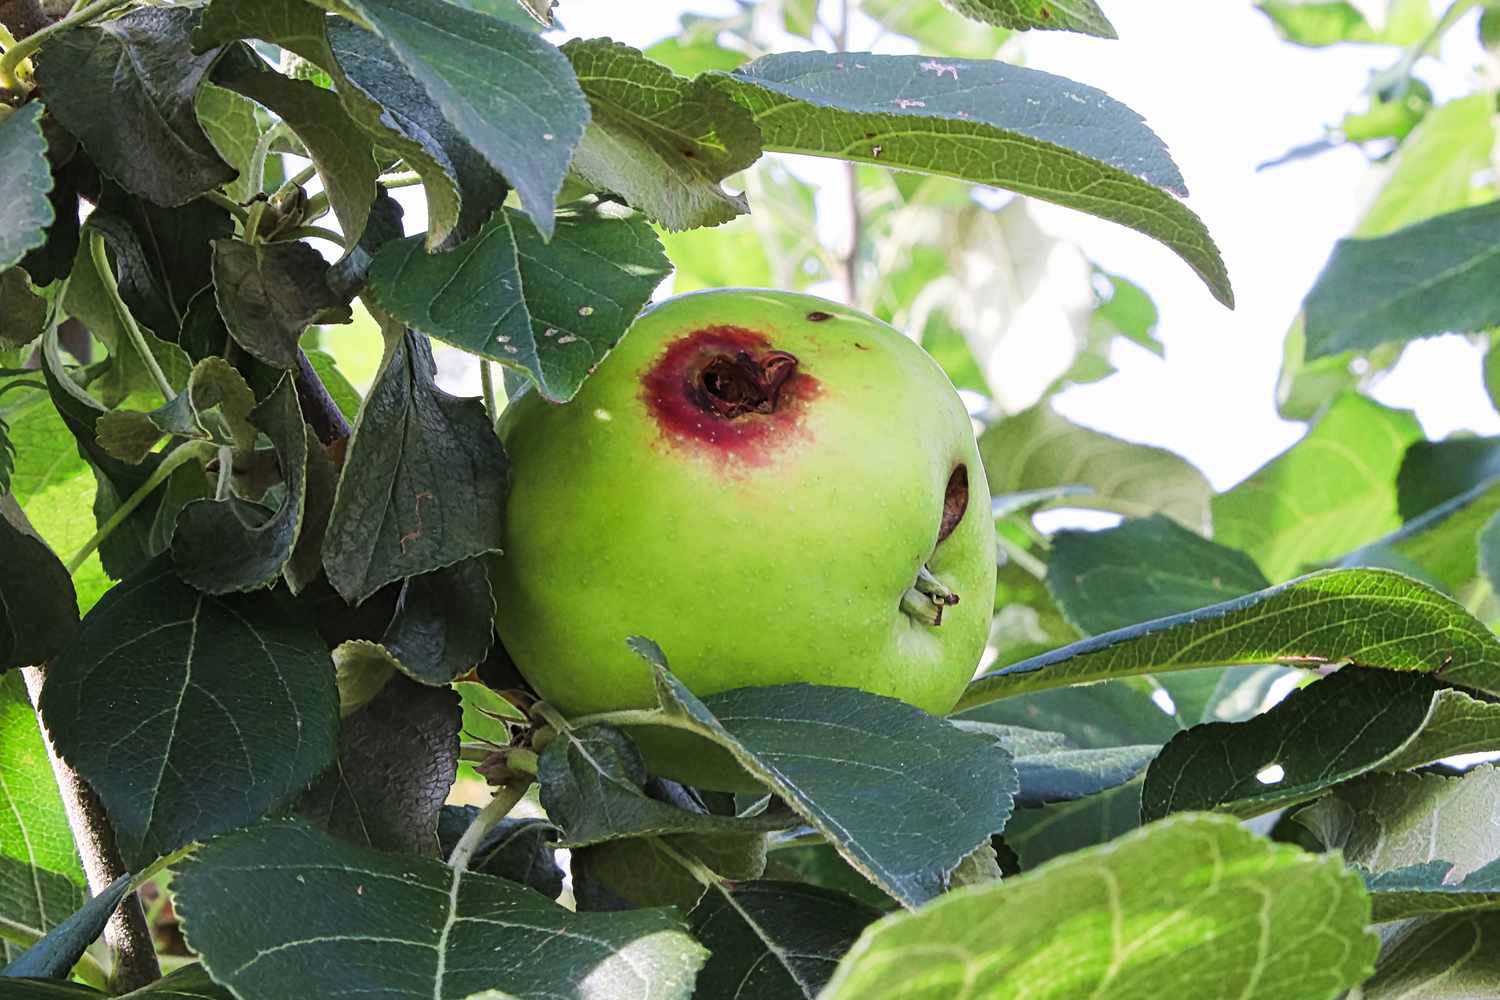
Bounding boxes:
[901,586,945,626]
[914,565,960,606]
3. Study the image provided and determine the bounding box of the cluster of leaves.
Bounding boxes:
[0,0,1496,998]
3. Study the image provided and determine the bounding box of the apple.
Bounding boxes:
[490,288,996,790]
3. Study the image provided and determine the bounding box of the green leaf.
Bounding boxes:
[0,674,81,884]
[0,104,52,273]
[1007,739,1157,807]
[435,806,562,899]
[340,0,590,239]
[636,654,1019,908]
[1363,859,1500,923]
[95,356,255,465]
[859,0,1009,59]
[196,82,266,205]
[709,52,1232,306]
[960,568,1500,707]
[979,403,1213,532]
[1213,393,1421,581]
[173,819,707,999]
[297,675,459,855]
[1357,911,1500,998]
[0,503,78,673]
[687,881,883,999]
[572,830,766,912]
[941,0,1116,37]
[1,371,109,611]
[561,39,760,231]
[322,329,508,604]
[0,979,100,997]
[1002,775,1145,868]
[0,855,85,956]
[39,559,338,868]
[365,202,671,403]
[1257,0,1435,46]
[35,8,234,207]
[170,375,314,593]
[220,67,377,245]
[2,874,128,979]
[1304,201,1500,360]
[304,348,361,421]
[1355,93,1496,240]
[1142,668,1500,821]
[821,814,1377,1000]
[212,239,353,370]
[1046,515,1270,634]
[1354,475,1500,593]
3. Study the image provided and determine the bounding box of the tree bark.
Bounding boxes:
[20,666,161,992]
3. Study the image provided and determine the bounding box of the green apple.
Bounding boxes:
[490,288,996,790]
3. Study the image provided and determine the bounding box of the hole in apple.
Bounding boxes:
[936,465,969,544]
[807,311,834,322]
[695,351,800,419]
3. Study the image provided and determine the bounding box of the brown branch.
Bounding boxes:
[295,348,352,445]
[20,666,161,992]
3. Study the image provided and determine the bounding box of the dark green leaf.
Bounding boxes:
[17,154,86,288]
[436,806,562,899]
[1364,860,1500,923]
[0,104,54,273]
[171,375,314,593]
[1213,393,1421,581]
[212,239,352,370]
[0,270,48,350]
[709,52,1231,305]
[1354,476,1500,592]
[0,673,82,883]
[961,568,1500,707]
[687,881,882,999]
[958,680,1181,748]
[1003,775,1144,867]
[0,979,100,997]
[980,403,1212,532]
[379,558,494,684]
[1,874,128,979]
[539,725,792,848]
[0,502,78,672]
[174,819,707,999]
[636,655,1019,908]
[35,8,234,206]
[298,674,459,855]
[764,842,899,913]
[572,832,765,912]
[561,38,760,231]
[1399,437,1500,519]
[1142,668,1500,821]
[1010,741,1156,807]
[943,0,1116,37]
[366,202,670,402]
[327,21,506,249]
[39,559,337,867]
[220,68,377,245]
[322,329,508,604]
[1305,201,1500,360]
[1046,515,1269,634]
[341,0,590,239]
[821,814,1376,1000]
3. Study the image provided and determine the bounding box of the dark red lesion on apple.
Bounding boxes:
[640,325,821,464]
[936,465,969,544]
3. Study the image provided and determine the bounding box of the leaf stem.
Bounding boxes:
[0,0,130,88]
[285,225,346,247]
[214,445,233,500]
[447,780,531,871]
[88,230,176,401]
[201,190,248,222]
[480,361,499,426]
[994,530,1047,580]
[65,440,214,574]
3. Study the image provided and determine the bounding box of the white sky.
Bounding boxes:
[431,1,1500,492]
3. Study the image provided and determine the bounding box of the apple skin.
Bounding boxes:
[490,288,996,790]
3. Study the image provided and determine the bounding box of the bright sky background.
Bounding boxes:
[424,1,1499,493]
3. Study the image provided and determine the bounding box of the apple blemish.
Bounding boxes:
[641,325,820,463]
